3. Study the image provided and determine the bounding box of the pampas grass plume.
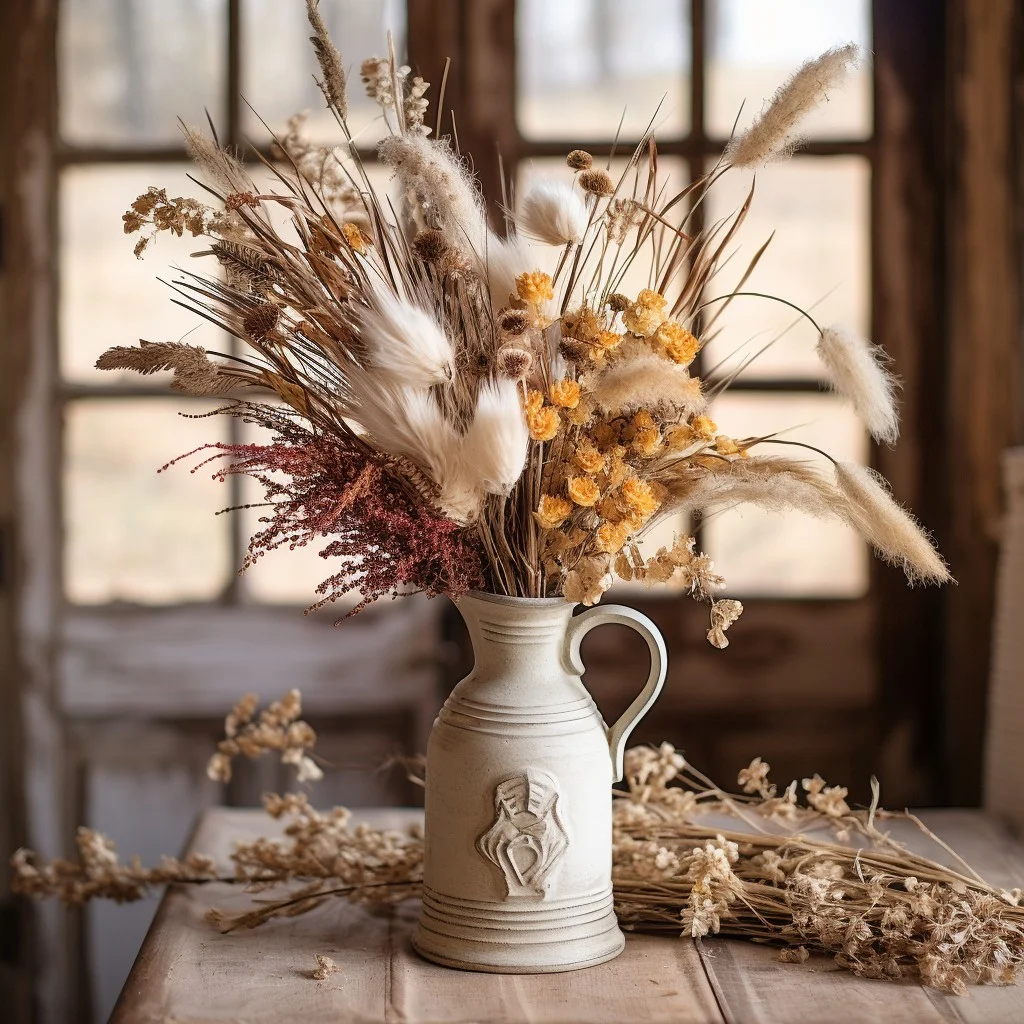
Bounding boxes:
[817,326,899,444]
[726,44,859,167]
[592,349,706,417]
[835,462,951,585]
[517,180,588,245]
[355,287,454,387]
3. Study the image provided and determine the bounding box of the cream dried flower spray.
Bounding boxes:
[12,695,1024,996]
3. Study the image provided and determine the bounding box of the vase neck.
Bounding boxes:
[455,593,582,705]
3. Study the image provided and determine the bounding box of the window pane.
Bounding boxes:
[517,0,690,141]
[64,400,233,604]
[61,164,227,384]
[60,0,227,146]
[703,392,868,597]
[241,0,407,145]
[707,0,872,140]
[701,156,870,381]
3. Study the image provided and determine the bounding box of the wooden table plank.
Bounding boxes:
[112,807,1024,1024]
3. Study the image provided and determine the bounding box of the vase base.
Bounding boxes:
[413,884,625,973]
[411,932,625,974]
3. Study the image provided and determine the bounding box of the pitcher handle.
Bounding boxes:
[564,605,668,783]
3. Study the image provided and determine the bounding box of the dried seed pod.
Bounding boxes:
[559,337,591,363]
[243,302,281,342]
[607,292,630,313]
[496,346,533,380]
[411,229,449,263]
[578,169,614,196]
[567,149,594,170]
[497,309,530,336]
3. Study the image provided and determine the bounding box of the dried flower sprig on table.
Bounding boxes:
[206,689,323,784]
[13,699,1023,996]
[97,4,949,646]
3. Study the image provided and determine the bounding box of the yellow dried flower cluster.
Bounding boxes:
[516,270,555,307]
[655,321,701,366]
[524,389,560,441]
[341,221,369,253]
[622,289,669,337]
[549,378,581,409]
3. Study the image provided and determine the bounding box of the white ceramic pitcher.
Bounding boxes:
[413,591,667,973]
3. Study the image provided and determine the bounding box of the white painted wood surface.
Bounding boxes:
[111,808,1024,1024]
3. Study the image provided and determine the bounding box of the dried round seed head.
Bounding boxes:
[497,309,530,336]
[578,169,614,196]
[607,292,631,313]
[559,337,591,363]
[243,301,281,341]
[567,149,594,171]
[496,346,533,380]
[411,229,449,263]
[440,248,472,277]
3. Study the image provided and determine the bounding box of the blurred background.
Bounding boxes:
[1,1,1021,1021]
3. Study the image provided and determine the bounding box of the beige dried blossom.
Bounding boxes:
[606,198,644,245]
[311,953,339,981]
[207,690,322,784]
[737,756,774,797]
[563,553,614,605]
[707,599,744,649]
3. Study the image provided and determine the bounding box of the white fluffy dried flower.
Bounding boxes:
[817,325,899,444]
[726,44,859,167]
[354,286,454,387]
[461,379,529,496]
[516,179,588,246]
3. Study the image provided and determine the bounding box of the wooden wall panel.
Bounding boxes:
[944,0,1024,804]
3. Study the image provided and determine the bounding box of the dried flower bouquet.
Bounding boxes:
[98,7,948,644]
[13,692,1024,996]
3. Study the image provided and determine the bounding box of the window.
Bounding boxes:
[60,0,407,606]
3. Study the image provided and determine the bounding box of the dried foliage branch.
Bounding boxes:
[14,738,1022,995]
[96,22,946,647]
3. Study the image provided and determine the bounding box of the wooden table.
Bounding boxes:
[112,808,1024,1023]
